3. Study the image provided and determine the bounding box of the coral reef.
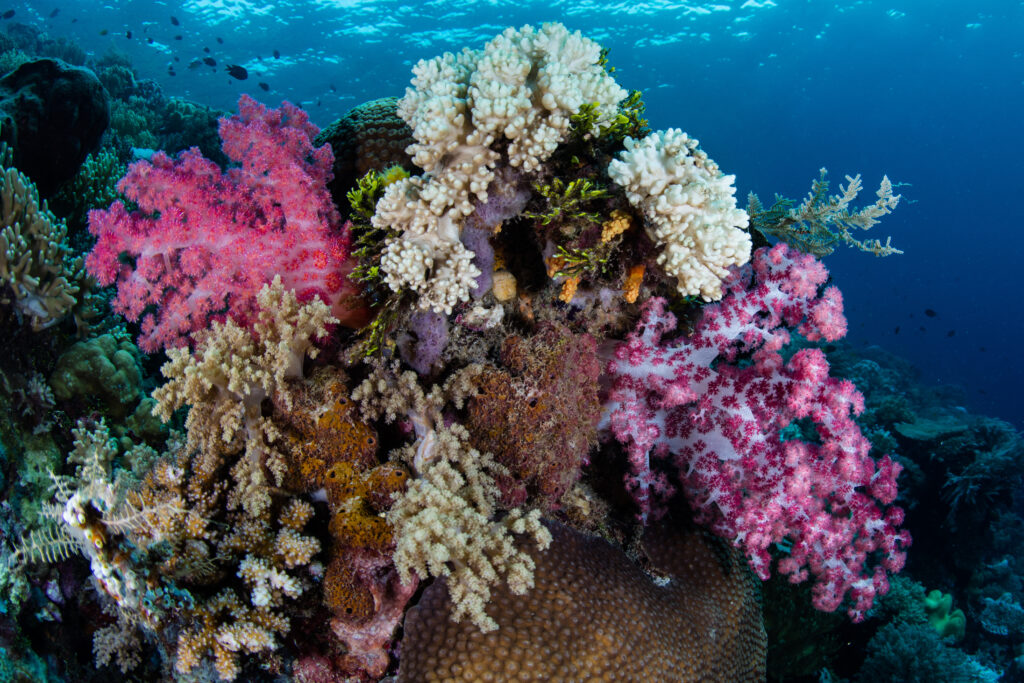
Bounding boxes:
[397,521,766,680]
[0,144,91,331]
[608,127,751,301]
[0,18,939,683]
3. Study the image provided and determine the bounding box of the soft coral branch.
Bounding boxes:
[86,95,368,352]
[600,243,910,620]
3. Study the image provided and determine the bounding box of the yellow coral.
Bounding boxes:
[623,263,645,304]
[323,555,375,621]
[152,277,337,517]
[600,208,633,243]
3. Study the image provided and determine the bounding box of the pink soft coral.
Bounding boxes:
[600,243,910,620]
[86,94,368,352]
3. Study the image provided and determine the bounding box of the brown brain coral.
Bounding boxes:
[314,96,416,208]
[397,521,766,681]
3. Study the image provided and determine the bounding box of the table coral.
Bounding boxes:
[397,521,766,681]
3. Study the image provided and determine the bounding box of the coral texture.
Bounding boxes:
[608,128,751,301]
[375,22,627,313]
[314,96,416,207]
[0,143,89,330]
[466,322,602,508]
[152,277,336,517]
[397,521,766,681]
[601,243,910,620]
[86,94,366,351]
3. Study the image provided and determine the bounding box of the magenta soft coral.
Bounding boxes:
[86,94,368,352]
[600,243,910,621]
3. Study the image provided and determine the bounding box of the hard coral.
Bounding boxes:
[466,321,602,508]
[397,521,766,681]
[314,96,416,211]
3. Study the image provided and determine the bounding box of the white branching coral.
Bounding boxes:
[152,276,337,516]
[352,362,550,631]
[608,128,752,301]
[388,424,551,632]
[375,22,627,314]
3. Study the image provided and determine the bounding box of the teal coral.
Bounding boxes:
[924,588,967,641]
[747,168,902,258]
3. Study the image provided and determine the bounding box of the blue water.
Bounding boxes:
[12,0,1024,428]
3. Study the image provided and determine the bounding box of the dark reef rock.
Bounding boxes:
[0,58,109,196]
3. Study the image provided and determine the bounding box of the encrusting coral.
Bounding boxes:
[465,321,602,508]
[397,521,766,680]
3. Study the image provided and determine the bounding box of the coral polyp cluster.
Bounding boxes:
[2,20,910,682]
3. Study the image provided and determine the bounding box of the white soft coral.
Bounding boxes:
[375,23,627,313]
[608,128,752,301]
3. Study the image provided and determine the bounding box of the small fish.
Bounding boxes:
[170,15,180,26]
[316,98,321,106]
[919,326,925,332]
[924,308,937,317]
[979,347,986,352]
[168,68,176,76]
[893,326,900,335]
[216,36,224,44]
[126,30,132,39]
[49,8,60,18]
[226,64,248,80]
[174,56,180,62]
[147,37,154,44]
[273,49,280,58]
[188,59,202,70]
[174,34,183,40]
[330,83,337,91]
[99,28,109,35]
[258,81,270,91]
[203,46,210,53]
[1,10,14,19]
[947,330,955,337]
[822,344,837,353]
[203,57,216,67]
